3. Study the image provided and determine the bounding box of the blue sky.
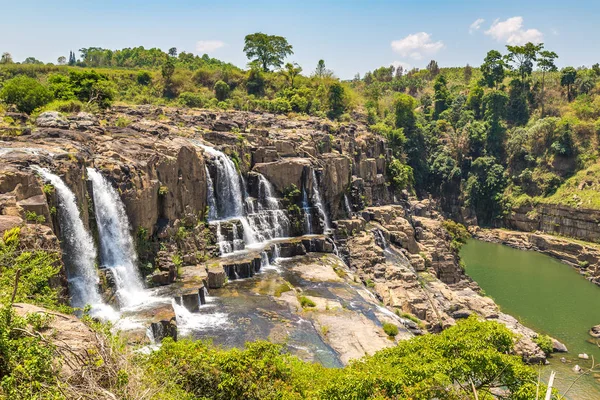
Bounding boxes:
[0,0,597,79]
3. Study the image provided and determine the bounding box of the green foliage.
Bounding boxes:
[0,76,52,113]
[243,33,294,72]
[158,186,169,196]
[140,317,545,399]
[533,334,553,355]
[298,296,316,308]
[327,82,346,120]
[178,91,204,108]
[480,49,506,89]
[136,70,152,85]
[214,80,230,101]
[382,322,399,337]
[442,220,471,251]
[115,116,132,127]
[0,227,62,308]
[465,156,507,224]
[387,158,414,190]
[25,211,45,224]
[0,306,61,399]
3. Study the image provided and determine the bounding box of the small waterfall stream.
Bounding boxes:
[32,166,117,320]
[87,168,148,309]
[311,169,331,232]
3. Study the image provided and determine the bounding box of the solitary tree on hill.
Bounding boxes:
[243,32,293,72]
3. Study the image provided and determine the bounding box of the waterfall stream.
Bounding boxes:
[87,168,149,309]
[32,166,117,320]
[196,142,290,257]
[311,169,331,232]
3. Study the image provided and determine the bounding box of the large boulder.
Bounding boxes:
[36,111,69,129]
[253,158,312,194]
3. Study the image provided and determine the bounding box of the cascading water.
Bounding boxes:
[197,142,289,258]
[32,166,117,320]
[205,165,218,221]
[311,169,331,232]
[198,144,245,219]
[87,168,148,309]
[248,173,290,241]
[302,185,314,234]
[344,194,353,217]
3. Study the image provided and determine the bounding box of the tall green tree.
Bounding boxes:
[426,60,440,77]
[314,59,332,78]
[243,33,293,72]
[433,74,451,119]
[327,82,346,119]
[57,56,66,65]
[283,62,302,88]
[161,58,176,98]
[168,47,178,57]
[505,42,542,80]
[537,50,558,116]
[480,50,506,89]
[560,67,577,101]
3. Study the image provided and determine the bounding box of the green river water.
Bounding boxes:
[461,239,600,399]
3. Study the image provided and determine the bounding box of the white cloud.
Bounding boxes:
[391,32,444,60]
[196,40,225,53]
[469,18,485,34]
[484,17,543,45]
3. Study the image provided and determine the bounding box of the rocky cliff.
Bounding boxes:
[0,105,554,363]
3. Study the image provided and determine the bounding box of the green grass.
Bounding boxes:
[537,162,600,209]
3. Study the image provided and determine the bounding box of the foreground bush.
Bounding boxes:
[141,317,545,399]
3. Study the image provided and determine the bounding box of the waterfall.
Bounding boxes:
[249,174,290,241]
[87,168,147,309]
[198,144,245,219]
[344,194,353,217]
[205,166,218,221]
[302,185,314,234]
[311,169,331,232]
[32,166,117,320]
[196,142,291,256]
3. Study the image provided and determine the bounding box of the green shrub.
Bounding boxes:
[137,70,152,86]
[140,317,543,399]
[0,76,53,114]
[41,99,84,113]
[533,334,553,355]
[388,158,414,190]
[382,322,399,337]
[299,296,316,308]
[442,220,471,251]
[214,80,230,101]
[179,91,204,108]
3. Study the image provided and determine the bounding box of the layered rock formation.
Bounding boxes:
[0,105,554,364]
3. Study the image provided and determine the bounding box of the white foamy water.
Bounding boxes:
[87,168,158,309]
[32,166,118,321]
